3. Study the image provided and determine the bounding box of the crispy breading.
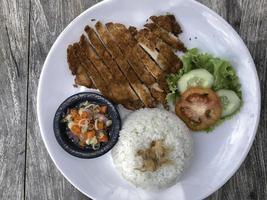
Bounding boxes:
[111,23,163,80]
[107,23,168,105]
[66,14,186,110]
[106,22,155,85]
[67,45,94,88]
[156,41,183,73]
[150,14,182,36]
[75,67,95,88]
[95,21,156,108]
[135,28,173,72]
[70,43,113,100]
[145,23,186,52]
[85,26,143,108]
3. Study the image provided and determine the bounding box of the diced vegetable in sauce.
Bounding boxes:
[62,101,112,149]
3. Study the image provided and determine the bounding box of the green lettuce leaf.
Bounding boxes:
[166,48,242,100]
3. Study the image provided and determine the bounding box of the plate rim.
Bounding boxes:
[37,0,261,199]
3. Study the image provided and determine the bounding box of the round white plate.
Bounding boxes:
[37,0,261,199]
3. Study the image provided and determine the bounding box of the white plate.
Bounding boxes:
[37,0,261,199]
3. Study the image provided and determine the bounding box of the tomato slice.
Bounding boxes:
[175,87,222,131]
[70,125,81,135]
[99,135,108,142]
[85,130,96,140]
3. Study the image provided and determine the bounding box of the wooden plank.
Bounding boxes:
[24,0,267,199]
[25,1,101,200]
[0,0,29,199]
[196,0,267,199]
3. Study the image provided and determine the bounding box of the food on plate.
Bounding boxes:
[216,89,241,117]
[62,101,112,149]
[149,15,183,36]
[175,87,222,131]
[67,14,185,110]
[167,48,242,131]
[144,22,186,52]
[66,13,243,132]
[136,139,173,172]
[54,92,121,158]
[54,10,246,192]
[112,108,193,189]
[177,69,214,93]
[167,48,242,102]
[134,27,183,73]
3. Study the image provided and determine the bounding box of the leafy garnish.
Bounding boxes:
[166,48,243,131]
[167,48,242,101]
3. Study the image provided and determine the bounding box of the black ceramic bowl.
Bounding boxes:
[53,92,121,158]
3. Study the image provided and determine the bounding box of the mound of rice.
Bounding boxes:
[111,108,193,189]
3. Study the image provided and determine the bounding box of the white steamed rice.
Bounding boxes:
[111,108,193,189]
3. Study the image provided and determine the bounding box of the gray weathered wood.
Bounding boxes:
[198,0,267,200]
[25,1,100,200]
[0,0,30,199]
[0,0,266,199]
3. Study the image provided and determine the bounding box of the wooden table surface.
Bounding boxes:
[0,0,266,199]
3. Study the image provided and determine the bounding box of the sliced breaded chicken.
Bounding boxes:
[74,44,135,107]
[106,22,155,85]
[113,24,170,94]
[150,14,182,36]
[75,66,95,88]
[79,35,113,81]
[136,28,182,74]
[67,45,94,88]
[67,45,80,75]
[70,43,112,100]
[84,25,144,109]
[85,26,126,83]
[150,82,168,106]
[106,22,167,105]
[135,28,172,72]
[79,34,143,110]
[156,41,183,73]
[128,26,172,72]
[95,21,156,108]
[110,23,163,80]
[107,23,168,103]
[67,15,187,109]
[145,23,186,52]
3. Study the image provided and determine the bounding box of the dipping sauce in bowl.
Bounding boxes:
[53,92,121,158]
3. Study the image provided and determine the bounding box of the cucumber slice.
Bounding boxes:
[178,69,214,93]
[217,89,241,117]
